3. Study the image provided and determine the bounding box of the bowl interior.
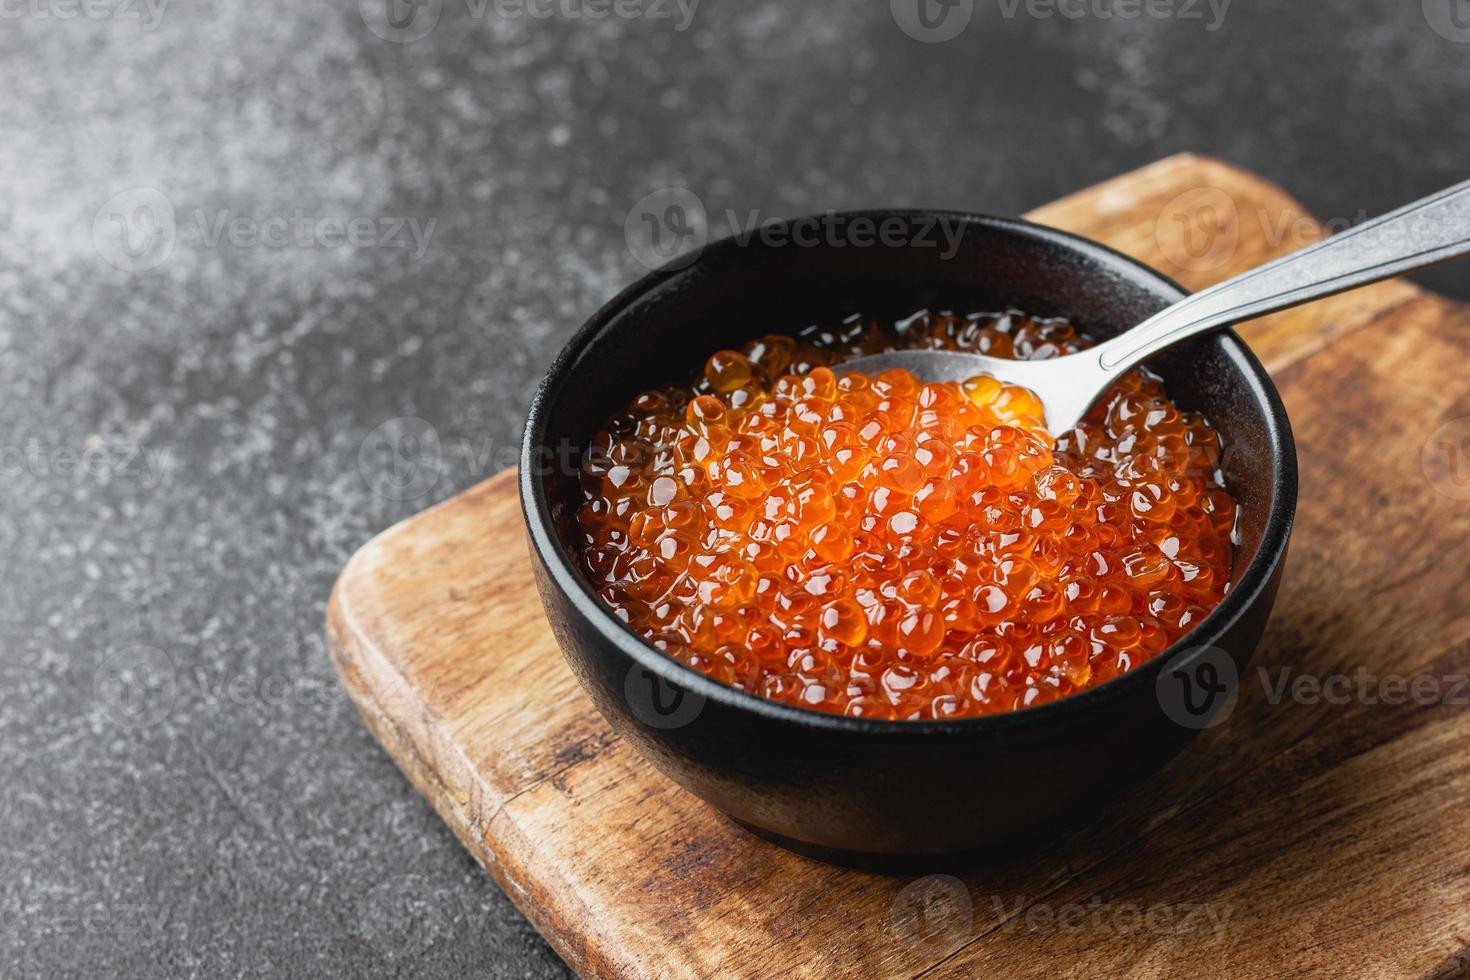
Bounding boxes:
[527,211,1288,709]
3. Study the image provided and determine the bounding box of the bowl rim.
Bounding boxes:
[520,208,1298,738]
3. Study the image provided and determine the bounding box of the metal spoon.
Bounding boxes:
[841,178,1470,438]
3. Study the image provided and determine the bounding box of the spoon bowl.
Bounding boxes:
[836,347,1102,439]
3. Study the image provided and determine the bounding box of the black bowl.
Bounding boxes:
[520,211,1297,863]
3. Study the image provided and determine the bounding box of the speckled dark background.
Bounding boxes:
[3,0,1467,975]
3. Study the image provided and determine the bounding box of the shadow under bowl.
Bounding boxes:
[520,211,1297,864]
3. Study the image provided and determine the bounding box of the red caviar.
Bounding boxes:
[576,311,1235,720]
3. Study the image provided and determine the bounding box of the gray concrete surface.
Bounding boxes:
[2,0,1467,975]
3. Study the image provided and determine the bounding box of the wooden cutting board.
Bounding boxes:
[325,155,1470,979]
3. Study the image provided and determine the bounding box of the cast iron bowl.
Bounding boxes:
[520,210,1297,864]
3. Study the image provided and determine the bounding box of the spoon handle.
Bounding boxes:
[1093,177,1470,372]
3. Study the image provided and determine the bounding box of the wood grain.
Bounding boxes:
[325,155,1469,978]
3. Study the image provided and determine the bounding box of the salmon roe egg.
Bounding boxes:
[576,310,1236,720]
